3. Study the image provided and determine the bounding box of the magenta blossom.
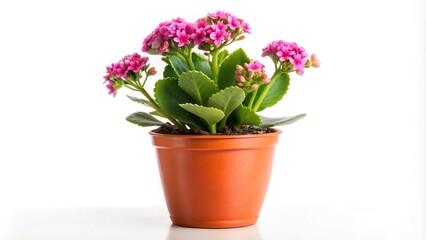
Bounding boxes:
[208,10,228,20]
[210,24,230,46]
[105,80,117,97]
[123,53,148,73]
[174,30,191,47]
[262,40,310,76]
[103,53,150,96]
[244,60,265,72]
[191,28,207,45]
[142,18,195,54]
[227,15,240,30]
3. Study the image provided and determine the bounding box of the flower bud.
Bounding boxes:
[236,65,244,71]
[237,75,246,83]
[248,71,254,79]
[262,77,270,84]
[310,53,320,68]
[237,83,245,87]
[251,84,259,90]
[148,67,157,76]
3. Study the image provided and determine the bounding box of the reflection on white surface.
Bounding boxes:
[1,206,424,240]
[166,225,261,240]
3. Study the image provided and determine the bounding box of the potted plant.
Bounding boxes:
[103,10,320,228]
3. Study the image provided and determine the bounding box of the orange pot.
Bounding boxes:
[150,130,281,228]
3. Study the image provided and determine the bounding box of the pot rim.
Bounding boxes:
[149,128,282,139]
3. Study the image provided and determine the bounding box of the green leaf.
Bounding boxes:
[218,48,250,90]
[167,53,189,75]
[154,78,202,126]
[218,49,229,65]
[255,72,290,111]
[178,71,218,105]
[192,53,212,78]
[149,111,166,118]
[127,95,152,107]
[179,103,224,126]
[208,86,245,121]
[260,114,307,127]
[163,65,178,78]
[126,112,164,127]
[234,105,262,126]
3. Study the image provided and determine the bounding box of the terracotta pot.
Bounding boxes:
[150,130,281,228]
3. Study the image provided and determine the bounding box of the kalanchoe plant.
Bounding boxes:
[103,10,320,134]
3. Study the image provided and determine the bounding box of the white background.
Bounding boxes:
[0,0,424,226]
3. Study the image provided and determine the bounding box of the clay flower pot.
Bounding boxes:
[150,130,281,228]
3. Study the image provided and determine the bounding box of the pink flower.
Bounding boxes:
[210,29,227,46]
[213,22,227,31]
[142,18,195,54]
[241,21,251,34]
[104,54,151,96]
[290,54,306,76]
[192,12,250,48]
[123,53,148,73]
[107,63,127,78]
[262,40,309,75]
[191,28,206,45]
[276,45,295,61]
[208,10,228,20]
[174,30,191,47]
[106,81,117,97]
[227,15,240,30]
[244,60,265,72]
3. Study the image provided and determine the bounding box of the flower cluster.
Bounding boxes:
[103,11,319,134]
[103,53,152,97]
[142,10,250,54]
[262,40,320,76]
[235,61,270,90]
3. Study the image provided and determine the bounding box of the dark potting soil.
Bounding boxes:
[152,123,277,135]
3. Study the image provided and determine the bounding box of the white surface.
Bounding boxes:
[0,0,424,227]
[1,206,424,240]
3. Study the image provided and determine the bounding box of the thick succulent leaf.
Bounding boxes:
[208,86,245,120]
[149,111,166,118]
[179,103,224,126]
[234,105,262,126]
[218,48,250,89]
[127,95,152,107]
[178,71,218,105]
[260,113,307,127]
[126,112,164,127]
[192,53,212,78]
[255,72,290,112]
[167,54,189,75]
[163,65,178,78]
[154,78,202,126]
[218,49,229,65]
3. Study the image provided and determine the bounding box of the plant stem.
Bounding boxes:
[211,50,220,84]
[217,116,226,131]
[186,49,195,71]
[210,124,217,134]
[141,75,149,88]
[247,89,258,110]
[124,85,139,92]
[252,72,279,112]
